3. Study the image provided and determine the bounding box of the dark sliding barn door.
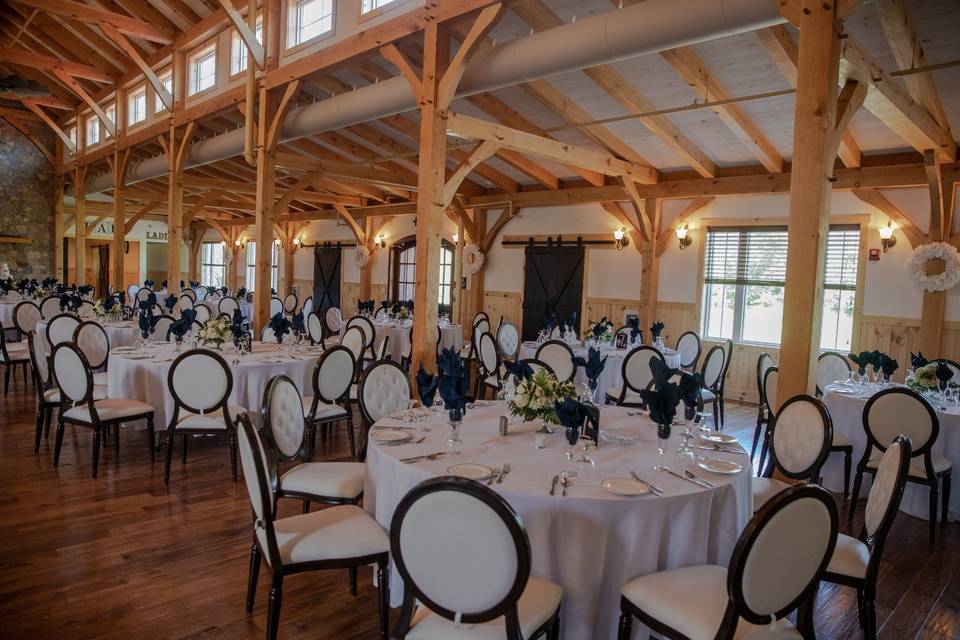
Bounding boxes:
[313,246,342,313]
[521,245,585,341]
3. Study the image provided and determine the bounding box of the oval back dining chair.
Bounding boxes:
[154,315,178,342]
[699,344,726,427]
[1,317,29,395]
[135,287,152,303]
[218,296,240,318]
[358,360,412,427]
[283,293,297,314]
[617,483,838,640]
[496,321,520,361]
[204,290,222,304]
[193,303,212,325]
[262,374,363,513]
[51,342,155,478]
[340,325,366,367]
[305,346,356,458]
[754,393,833,512]
[389,476,562,640]
[346,315,376,361]
[606,345,663,407]
[824,435,911,640]
[195,286,208,299]
[269,297,284,318]
[307,311,325,345]
[164,348,242,485]
[236,415,390,640]
[301,296,312,317]
[325,306,343,335]
[73,321,110,386]
[467,314,491,362]
[520,358,553,378]
[13,300,41,338]
[535,340,576,383]
[39,295,61,319]
[675,331,701,371]
[752,352,777,462]
[852,387,950,542]
[45,313,80,349]
[476,331,501,399]
[817,352,851,396]
[178,293,194,312]
[29,330,97,452]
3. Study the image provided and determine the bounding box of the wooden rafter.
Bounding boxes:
[97,22,173,112]
[11,0,177,44]
[655,196,714,256]
[851,188,925,248]
[0,113,54,164]
[442,140,499,208]
[436,2,504,108]
[52,68,115,135]
[0,45,112,83]
[218,0,264,68]
[15,99,74,152]
[599,201,643,253]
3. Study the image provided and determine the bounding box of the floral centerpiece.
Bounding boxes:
[508,368,575,425]
[906,363,939,393]
[586,317,615,344]
[199,315,232,349]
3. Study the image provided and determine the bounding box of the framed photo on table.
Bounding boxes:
[615,332,628,349]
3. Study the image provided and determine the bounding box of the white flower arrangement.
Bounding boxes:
[906,242,960,292]
[508,369,575,424]
[586,318,615,344]
[462,244,484,275]
[354,245,371,270]
[93,299,106,318]
[199,315,232,349]
[906,363,939,392]
[398,305,410,320]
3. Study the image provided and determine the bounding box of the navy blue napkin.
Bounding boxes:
[504,359,534,381]
[169,309,195,342]
[555,397,587,444]
[143,279,154,289]
[650,321,664,340]
[573,347,607,390]
[911,352,929,368]
[231,308,245,346]
[416,364,438,408]
[164,296,177,311]
[592,317,610,340]
[291,311,305,335]
[936,362,953,390]
[848,351,872,375]
[879,354,898,379]
[627,316,641,342]
[437,348,470,418]
[268,312,291,344]
[640,356,681,433]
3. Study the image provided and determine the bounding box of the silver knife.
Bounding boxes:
[630,471,663,495]
[549,475,559,496]
[664,467,711,489]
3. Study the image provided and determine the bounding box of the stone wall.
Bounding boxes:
[0,118,55,278]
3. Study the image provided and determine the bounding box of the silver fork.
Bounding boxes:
[560,476,571,497]
[487,467,502,485]
[497,463,511,483]
[631,471,664,495]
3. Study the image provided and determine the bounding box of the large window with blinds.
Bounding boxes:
[701,224,860,349]
[200,242,227,288]
[390,237,455,305]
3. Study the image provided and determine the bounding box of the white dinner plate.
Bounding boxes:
[446,463,494,481]
[697,458,742,475]
[700,432,738,444]
[601,477,650,496]
[370,429,411,444]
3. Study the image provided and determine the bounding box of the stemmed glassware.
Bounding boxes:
[561,427,579,478]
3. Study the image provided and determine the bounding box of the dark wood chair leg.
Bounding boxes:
[91,428,102,478]
[114,422,120,450]
[856,587,865,629]
[34,406,45,452]
[942,473,951,526]
[245,543,261,612]
[376,559,389,640]
[842,449,851,500]
[348,566,358,596]
[863,587,877,640]
[928,483,938,543]
[164,433,175,485]
[266,575,284,640]
[53,419,65,467]
[44,406,53,439]
[346,414,356,460]
[181,433,188,464]
[546,611,560,640]
[4,365,10,396]
[617,609,632,640]
[849,469,865,522]
[750,416,764,460]
[229,430,238,481]
[146,417,155,463]
[797,589,816,639]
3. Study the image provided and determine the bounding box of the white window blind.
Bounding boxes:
[703,226,788,288]
[824,224,860,290]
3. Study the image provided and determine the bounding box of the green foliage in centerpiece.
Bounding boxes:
[508,368,575,424]
[199,315,232,348]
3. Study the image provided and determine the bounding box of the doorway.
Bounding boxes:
[520,245,585,341]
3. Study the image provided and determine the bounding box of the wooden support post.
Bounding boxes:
[253,90,279,330]
[776,0,843,403]
[470,208,488,334]
[74,165,86,285]
[639,198,662,333]
[453,216,465,323]
[165,123,194,293]
[54,174,64,281]
[187,226,202,283]
[111,148,129,293]
[920,150,949,356]
[227,245,240,291]
[284,244,296,297]
[360,217,373,299]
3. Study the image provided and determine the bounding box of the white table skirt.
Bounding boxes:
[822,389,958,522]
[239,302,254,319]
[0,301,17,328]
[354,322,462,363]
[519,342,683,403]
[107,341,322,427]
[36,318,141,354]
[364,402,753,639]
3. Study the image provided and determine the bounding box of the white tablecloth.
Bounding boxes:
[36,318,141,354]
[240,302,254,319]
[0,301,17,328]
[365,403,753,639]
[107,341,323,427]
[823,387,959,521]
[357,322,462,363]
[519,342,683,402]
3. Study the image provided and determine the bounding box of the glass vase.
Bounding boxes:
[446,416,463,455]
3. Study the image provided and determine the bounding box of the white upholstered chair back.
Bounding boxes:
[675,331,701,369]
[473,317,490,341]
[283,294,297,314]
[391,478,529,622]
[74,321,110,369]
[265,375,306,459]
[126,284,139,302]
[260,324,281,343]
[358,361,411,424]
[623,346,662,392]
[479,332,499,375]
[731,485,837,624]
[195,286,208,298]
[169,349,231,414]
[314,346,355,402]
[301,297,312,317]
[237,417,273,548]
[307,312,324,344]
[152,315,175,342]
[325,306,343,333]
[763,367,779,414]
[702,345,725,389]
[347,316,375,352]
[13,301,41,335]
[769,395,831,479]
[817,352,850,393]
[864,388,937,454]
[52,343,91,404]
[178,294,194,311]
[40,296,61,319]
[193,303,212,325]
[374,307,389,322]
[340,326,365,362]
[47,313,80,347]
[28,332,49,386]
[535,340,575,382]
[270,297,284,318]
[135,287,152,302]
[864,437,911,538]
[180,288,196,302]
[496,322,519,359]
[218,296,239,317]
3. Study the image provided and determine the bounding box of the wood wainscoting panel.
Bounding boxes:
[483,290,523,335]
[655,301,698,344]
[585,297,640,328]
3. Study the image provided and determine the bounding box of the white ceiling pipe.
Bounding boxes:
[80,0,784,196]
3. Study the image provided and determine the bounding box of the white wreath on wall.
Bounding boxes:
[906,242,960,292]
[354,245,370,270]
[462,243,484,275]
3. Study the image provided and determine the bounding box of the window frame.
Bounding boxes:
[695,215,868,351]
[230,15,263,77]
[286,0,335,51]
[188,41,218,97]
[200,241,228,289]
[103,104,115,139]
[389,235,455,306]
[359,0,408,22]
[244,241,280,292]
[84,113,100,147]
[155,69,173,113]
[127,85,147,127]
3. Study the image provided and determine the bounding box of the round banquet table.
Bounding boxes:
[0,300,18,329]
[107,341,324,427]
[239,302,254,320]
[36,318,141,356]
[364,402,753,639]
[822,386,959,522]
[519,342,683,403]
[358,321,462,363]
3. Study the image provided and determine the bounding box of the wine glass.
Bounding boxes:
[560,427,579,478]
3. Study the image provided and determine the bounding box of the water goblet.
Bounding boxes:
[560,427,579,478]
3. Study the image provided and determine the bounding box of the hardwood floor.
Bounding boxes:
[0,377,957,639]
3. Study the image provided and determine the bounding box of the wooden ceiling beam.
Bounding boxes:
[11,0,177,44]
[655,196,714,256]
[20,98,75,151]
[217,0,264,68]
[52,68,115,135]
[0,45,112,83]
[0,113,54,164]
[5,93,74,109]
[97,21,173,111]
[661,46,784,173]
[851,188,925,247]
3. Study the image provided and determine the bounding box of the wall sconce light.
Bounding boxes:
[293,236,301,248]
[452,232,459,244]
[373,233,387,252]
[676,225,692,251]
[273,238,281,246]
[879,221,897,253]
[613,227,629,251]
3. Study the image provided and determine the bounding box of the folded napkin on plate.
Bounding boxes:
[640,356,682,435]
[291,311,305,335]
[437,348,470,418]
[879,354,898,379]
